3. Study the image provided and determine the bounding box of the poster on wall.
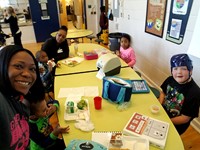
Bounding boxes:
[145,0,168,38]
[166,0,193,44]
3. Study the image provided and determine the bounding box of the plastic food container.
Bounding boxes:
[150,104,160,114]
[84,51,98,60]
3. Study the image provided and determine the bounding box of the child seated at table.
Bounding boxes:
[29,93,70,150]
[159,54,200,135]
[35,50,58,101]
[116,33,136,68]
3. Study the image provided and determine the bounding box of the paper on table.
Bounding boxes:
[96,68,105,79]
[84,86,99,96]
[67,95,82,101]
[92,132,149,150]
[58,86,99,98]
[58,87,84,98]
[92,132,112,148]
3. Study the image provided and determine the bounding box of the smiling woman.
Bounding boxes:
[8,51,37,94]
[0,45,45,149]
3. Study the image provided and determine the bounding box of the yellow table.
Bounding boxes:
[55,43,128,76]
[54,67,184,150]
[51,29,93,40]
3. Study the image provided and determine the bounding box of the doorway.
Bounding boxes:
[28,0,60,42]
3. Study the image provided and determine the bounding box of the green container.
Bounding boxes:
[67,101,74,113]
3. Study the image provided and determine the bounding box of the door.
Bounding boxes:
[29,0,60,42]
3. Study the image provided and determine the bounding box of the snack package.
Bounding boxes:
[109,132,123,148]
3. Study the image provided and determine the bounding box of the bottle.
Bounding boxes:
[74,42,78,55]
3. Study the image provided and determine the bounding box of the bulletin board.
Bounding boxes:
[145,0,168,38]
[166,0,193,44]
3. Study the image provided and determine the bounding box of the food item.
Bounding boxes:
[66,101,74,113]
[77,99,87,110]
[56,63,61,68]
[47,60,56,67]
[110,133,123,147]
[67,60,78,67]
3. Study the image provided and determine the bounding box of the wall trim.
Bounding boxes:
[134,66,161,91]
[191,119,200,134]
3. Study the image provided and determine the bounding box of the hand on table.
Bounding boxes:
[56,63,61,68]
[52,125,70,137]
[115,50,120,56]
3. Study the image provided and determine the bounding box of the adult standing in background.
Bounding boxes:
[4,6,22,47]
[0,45,44,149]
[97,6,108,38]
[41,25,70,63]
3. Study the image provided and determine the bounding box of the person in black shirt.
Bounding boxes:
[4,6,22,46]
[0,45,44,149]
[159,54,200,135]
[41,26,69,63]
[97,6,108,38]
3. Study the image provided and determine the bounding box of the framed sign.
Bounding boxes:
[166,0,193,44]
[145,0,168,37]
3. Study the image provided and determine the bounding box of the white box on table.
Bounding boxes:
[123,112,169,149]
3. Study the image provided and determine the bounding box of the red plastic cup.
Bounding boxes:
[94,96,102,110]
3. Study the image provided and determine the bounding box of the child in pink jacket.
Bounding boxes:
[116,33,136,67]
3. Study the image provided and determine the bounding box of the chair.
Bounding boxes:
[95,38,104,44]
[149,86,160,98]
[86,35,96,43]
[0,33,7,47]
[135,71,142,77]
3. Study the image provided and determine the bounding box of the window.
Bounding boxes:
[0,0,9,7]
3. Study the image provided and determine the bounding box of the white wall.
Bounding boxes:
[188,7,200,58]
[9,0,29,13]
[85,0,101,36]
[66,0,73,6]
[108,0,200,131]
